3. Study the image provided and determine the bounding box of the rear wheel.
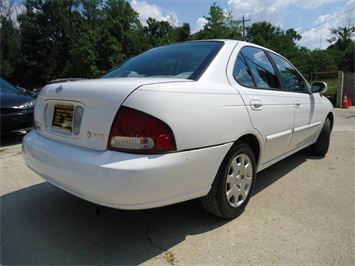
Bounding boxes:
[201,141,256,219]
[311,118,331,156]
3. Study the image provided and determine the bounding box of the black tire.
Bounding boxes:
[311,118,331,156]
[201,141,256,219]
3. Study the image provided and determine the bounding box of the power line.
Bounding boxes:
[299,6,355,34]
[247,0,305,24]
[267,0,305,23]
[249,0,272,21]
[238,0,264,20]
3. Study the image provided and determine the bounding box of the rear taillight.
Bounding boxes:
[108,106,176,153]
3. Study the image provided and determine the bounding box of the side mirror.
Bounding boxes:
[311,81,328,94]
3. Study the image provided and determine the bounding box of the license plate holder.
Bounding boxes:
[52,104,74,132]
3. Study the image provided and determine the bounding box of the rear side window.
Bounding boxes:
[234,54,255,87]
[234,47,280,89]
[269,53,308,93]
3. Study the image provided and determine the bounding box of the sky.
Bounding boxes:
[130,0,355,50]
[7,0,355,50]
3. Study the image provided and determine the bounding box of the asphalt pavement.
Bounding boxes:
[1,107,354,265]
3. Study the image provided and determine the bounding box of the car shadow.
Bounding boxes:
[0,182,226,265]
[253,148,323,196]
[0,131,27,147]
[0,148,322,265]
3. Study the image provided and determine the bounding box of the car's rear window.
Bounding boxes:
[101,41,224,80]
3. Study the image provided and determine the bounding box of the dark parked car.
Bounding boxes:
[0,78,36,133]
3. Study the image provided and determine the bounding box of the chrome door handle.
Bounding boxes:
[250,100,263,110]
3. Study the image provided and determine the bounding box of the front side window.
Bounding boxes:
[269,53,308,93]
[102,41,224,80]
[234,47,280,89]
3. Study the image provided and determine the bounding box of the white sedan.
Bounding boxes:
[22,40,334,219]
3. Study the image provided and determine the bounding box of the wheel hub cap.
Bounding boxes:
[225,153,253,207]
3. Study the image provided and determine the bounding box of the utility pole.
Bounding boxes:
[239,15,251,41]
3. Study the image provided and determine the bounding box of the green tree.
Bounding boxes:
[246,21,300,60]
[329,23,355,52]
[79,0,103,23]
[8,0,352,90]
[327,23,355,72]
[18,0,78,87]
[143,18,191,49]
[101,0,143,63]
[143,17,176,48]
[0,0,22,82]
[291,46,312,79]
[65,10,101,78]
[176,22,191,42]
[309,49,337,73]
[67,0,105,77]
[343,42,355,72]
[194,2,241,40]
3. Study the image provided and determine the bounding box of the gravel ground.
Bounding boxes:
[1,107,354,265]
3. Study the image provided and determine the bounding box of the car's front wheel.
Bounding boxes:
[201,141,256,219]
[311,117,331,156]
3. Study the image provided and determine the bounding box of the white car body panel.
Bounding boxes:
[22,40,334,210]
[286,92,325,151]
[225,42,333,170]
[123,81,254,151]
[35,78,191,151]
[22,131,232,209]
[230,88,295,164]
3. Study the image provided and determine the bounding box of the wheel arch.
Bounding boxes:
[237,134,261,167]
[327,112,334,132]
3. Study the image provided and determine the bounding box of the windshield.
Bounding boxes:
[102,41,224,80]
[0,78,20,94]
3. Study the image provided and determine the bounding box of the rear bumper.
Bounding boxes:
[22,130,232,209]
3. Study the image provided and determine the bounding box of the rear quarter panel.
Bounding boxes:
[123,81,258,151]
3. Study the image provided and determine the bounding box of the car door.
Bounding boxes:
[268,52,324,152]
[229,46,294,165]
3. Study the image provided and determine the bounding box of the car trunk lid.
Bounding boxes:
[34,78,189,151]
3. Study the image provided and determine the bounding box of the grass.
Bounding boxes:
[164,251,176,265]
[323,78,338,95]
